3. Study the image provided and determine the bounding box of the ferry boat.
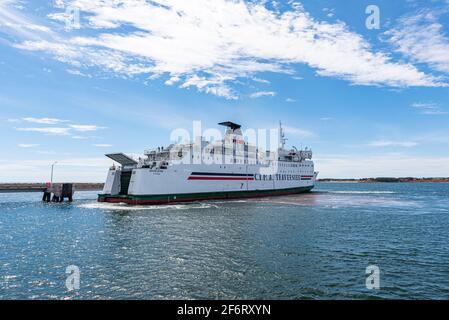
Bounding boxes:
[98,122,317,205]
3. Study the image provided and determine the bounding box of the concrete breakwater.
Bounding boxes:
[0,183,104,193]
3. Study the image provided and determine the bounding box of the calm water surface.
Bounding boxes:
[1,183,449,299]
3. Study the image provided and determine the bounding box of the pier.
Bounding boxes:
[0,183,104,202]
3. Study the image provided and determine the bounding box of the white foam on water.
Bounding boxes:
[325,191,396,194]
[250,192,419,209]
[78,201,217,211]
[206,199,250,204]
[260,201,305,206]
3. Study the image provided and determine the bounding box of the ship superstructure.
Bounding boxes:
[98,122,317,205]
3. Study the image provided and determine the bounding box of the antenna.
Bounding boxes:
[279,121,287,149]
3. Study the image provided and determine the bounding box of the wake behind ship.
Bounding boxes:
[98,122,318,205]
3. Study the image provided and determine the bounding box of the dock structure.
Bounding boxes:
[0,183,103,194]
[42,183,74,202]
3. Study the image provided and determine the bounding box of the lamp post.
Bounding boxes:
[50,161,58,185]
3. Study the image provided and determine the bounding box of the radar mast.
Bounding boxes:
[279,121,287,150]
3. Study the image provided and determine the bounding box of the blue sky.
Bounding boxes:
[1,0,449,182]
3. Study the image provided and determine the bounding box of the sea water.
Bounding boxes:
[1,183,449,299]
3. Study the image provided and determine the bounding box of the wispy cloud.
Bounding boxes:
[0,0,53,40]
[22,117,68,124]
[70,124,105,132]
[368,140,418,148]
[412,102,448,115]
[92,144,112,148]
[18,143,39,148]
[7,0,445,99]
[387,10,449,74]
[252,77,270,84]
[323,8,336,18]
[16,127,71,135]
[66,69,92,78]
[250,91,276,99]
[14,118,106,136]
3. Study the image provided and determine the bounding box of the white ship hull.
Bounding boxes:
[99,163,317,205]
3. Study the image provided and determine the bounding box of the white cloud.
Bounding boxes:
[66,69,92,78]
[164,75,181,86]
[250,91,276,98]
[368,140,418,148]
[10,0,445,99]
[412,102,436,109]
[16,127,71,135]
[0,0,53,39]
[70,124,105,132]
[14,120,107,137]
[323,8,336,18]
[252,77,270,84]
[18,143,39,148]
[93,144,112,148]
[23,117,68,124]
[285,98,296,103]
[387,11,449,74]
[412,102,448,115]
